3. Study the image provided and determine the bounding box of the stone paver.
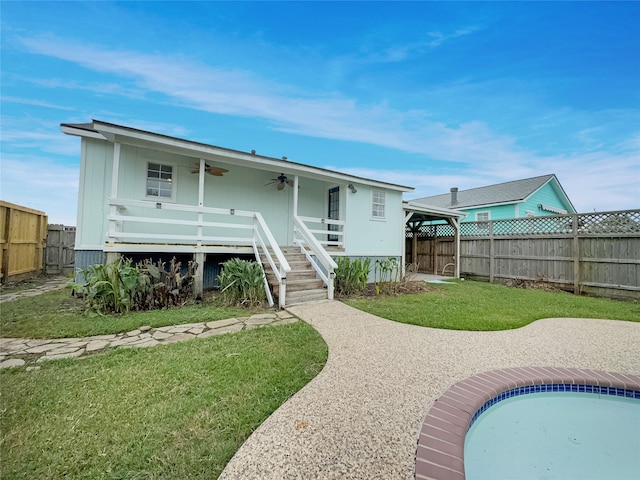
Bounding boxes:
[0,276,69,304]
[0,312,299,367]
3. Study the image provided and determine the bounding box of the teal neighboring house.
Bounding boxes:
[411,174,576,222]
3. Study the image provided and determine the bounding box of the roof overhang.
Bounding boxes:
[403,201,467,222]
[61,120,414,193]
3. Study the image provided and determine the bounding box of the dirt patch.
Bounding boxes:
[503,278,565,292]
[339,280,436,299]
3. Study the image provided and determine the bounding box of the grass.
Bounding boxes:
[0,322,328,479]
[0,288,262,338]
[345,280,640,330]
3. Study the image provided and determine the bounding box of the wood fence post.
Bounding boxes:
[489,220,495,283]
[573,214,580,294]
[1,206,10,281]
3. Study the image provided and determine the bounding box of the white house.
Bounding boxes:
[62,120,463,306]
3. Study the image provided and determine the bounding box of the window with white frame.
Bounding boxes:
[371,190,386,219]
[146,162,173,199]
[476,211,490,231]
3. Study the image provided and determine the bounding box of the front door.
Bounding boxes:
[327,187,339,244]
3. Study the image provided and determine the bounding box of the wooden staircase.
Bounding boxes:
[261,246,328,306]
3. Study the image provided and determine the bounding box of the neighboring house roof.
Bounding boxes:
[411,174,576,212]
[61,120,414,193]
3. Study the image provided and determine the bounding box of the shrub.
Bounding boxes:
[335,257,370,296]
[72,258,145,315]
[374,257,401,295]
[136,257,197,310]
[72,257,196,315]
[216,258,266,307]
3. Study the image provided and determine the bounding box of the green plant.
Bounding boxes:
[217,258,267,307]
[136,257,197,309]
[374,257,401,295]
[335,256,371,296]
[71,258,145,315]
[71,257,197,315]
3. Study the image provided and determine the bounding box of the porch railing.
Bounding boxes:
[107,198,290,307]
[293,215,337,300]
[296,215,345,249]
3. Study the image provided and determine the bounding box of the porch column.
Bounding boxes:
[108,142,121,243]
[293,175,299,216]
[451,218,461,278]
[402,211,414,278]
[193,252,205,300]
[197,159,206,247]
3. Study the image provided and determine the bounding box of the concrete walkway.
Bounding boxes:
[219,301,640,480]
[0,275,69,303]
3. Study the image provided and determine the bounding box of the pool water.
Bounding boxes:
[464,391,640,480]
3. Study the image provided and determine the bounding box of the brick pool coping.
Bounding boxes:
[415,367,640,480]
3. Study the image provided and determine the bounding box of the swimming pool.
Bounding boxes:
[415,367,640,480]
[464,389,639,479]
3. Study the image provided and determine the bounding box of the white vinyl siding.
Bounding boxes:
[372,190,386,219]
[146,162,174,199]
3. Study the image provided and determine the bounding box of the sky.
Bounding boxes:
[1,1,639,225]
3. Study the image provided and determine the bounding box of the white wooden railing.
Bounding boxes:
[296,215,345,248]
[293,215,337,300]
[107,198,290,307]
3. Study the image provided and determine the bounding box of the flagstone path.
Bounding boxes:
[0,311,298,369]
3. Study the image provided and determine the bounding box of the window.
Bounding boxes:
[146,163,173,199]
[372,190,385,219]
[476,211,490,232]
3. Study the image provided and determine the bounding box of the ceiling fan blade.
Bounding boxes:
[286,179,294,187]
[191,169,200,174]
[206,167,229,175]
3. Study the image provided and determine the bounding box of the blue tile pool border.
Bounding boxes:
[469,383,640,427]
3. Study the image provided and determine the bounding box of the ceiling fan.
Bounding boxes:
[265,173,294,190]
[191,163,229,176]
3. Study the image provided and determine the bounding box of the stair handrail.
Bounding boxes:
[253,212,290,308]
[293,215,337,300]
[252,240,275,307]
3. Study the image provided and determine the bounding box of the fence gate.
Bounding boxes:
[45,224,76,274]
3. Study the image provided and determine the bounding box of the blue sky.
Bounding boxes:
[1,1,639,225]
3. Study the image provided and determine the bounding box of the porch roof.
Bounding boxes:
[61,120,414,193]
[403,201,467,223]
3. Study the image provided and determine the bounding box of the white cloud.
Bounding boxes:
[15,34,640,213]
[0,155,79,225]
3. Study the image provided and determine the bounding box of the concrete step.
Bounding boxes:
[284,288,328,306]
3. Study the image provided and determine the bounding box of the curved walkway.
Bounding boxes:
[219,301,640,480]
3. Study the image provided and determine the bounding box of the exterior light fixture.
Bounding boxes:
[348,184,357,193]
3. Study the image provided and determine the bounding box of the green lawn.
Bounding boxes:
[0,322,328,479]
[345,281,640,330]
[0,288,260,338]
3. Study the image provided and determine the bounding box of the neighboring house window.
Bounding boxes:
[146,162,173,199]
[476,211,490,231]
[372,190,385,219]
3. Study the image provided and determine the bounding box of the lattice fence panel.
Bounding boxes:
[577,210,640,234]
[492,215,573,236]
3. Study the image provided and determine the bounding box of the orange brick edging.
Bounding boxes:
[415,367,640,480]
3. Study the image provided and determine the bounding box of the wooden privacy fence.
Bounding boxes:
[45,224,76,274]
[0,201,48,283]
[407,209,640,301]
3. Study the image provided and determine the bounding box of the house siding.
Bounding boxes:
[343,185,404,256]
[461,204,516,221]
[76,138,112,249]
[523,181,571,215]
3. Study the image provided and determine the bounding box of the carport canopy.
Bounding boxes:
[402,201,467,278]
